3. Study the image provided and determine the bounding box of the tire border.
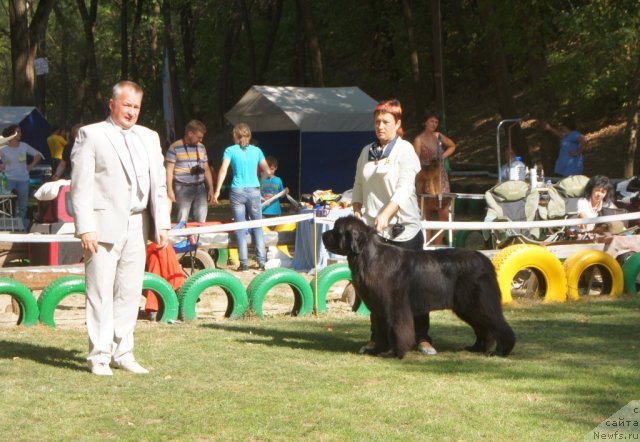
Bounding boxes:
[179,248,217,275]
[246,268,313,319]
[178,269,248,321]
[38,272,180,327]
[310,263,351,313]
[491,244,567,303]
[309,263,369,315]
[38,275,86,327]
[142,272,179,323]
[564,250,624,300]
[622,252,640,296]
[0,277,39,326]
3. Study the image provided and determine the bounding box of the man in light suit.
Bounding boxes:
[71,80,171,376]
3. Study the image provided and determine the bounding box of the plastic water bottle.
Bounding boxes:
[0,172,7,194]
[509,156,526,181]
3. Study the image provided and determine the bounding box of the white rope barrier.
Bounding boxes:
[0,213,315,243]
[171,213,313,236]
[0,210,638,243]
[317,211,640,230]
[418,211,640,230]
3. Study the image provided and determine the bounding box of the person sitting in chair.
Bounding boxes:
[577,175,617,233]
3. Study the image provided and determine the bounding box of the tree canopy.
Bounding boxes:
[2,0,640,175]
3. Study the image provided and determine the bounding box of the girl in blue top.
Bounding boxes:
[213,123,270,271]
[544,117,588,177]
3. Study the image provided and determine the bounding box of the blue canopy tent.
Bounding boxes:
[225,86,377,197]
[0,107,52,163]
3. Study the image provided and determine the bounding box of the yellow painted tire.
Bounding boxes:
[563,250,623,300]
[272,223,296,232]
[492,244,567,303]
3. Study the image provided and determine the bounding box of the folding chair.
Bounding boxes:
[483,180,542,248]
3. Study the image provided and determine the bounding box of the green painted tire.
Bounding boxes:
[622,252,640,295]
[309,263,368,315]
[213,248,229,268]
[39,273,179,327]
[310,263,352,313]
[142,272,179,323]
[0,277,39,326]
[352,296,371,316]
[38,275,86,327]
[246,268,313,319]
[178,269,248,321]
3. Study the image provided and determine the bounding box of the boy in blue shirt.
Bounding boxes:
[261,156,287,217]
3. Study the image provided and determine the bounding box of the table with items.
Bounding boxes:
[291,207,353,272]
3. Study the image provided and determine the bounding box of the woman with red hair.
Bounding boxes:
[351,99,437,356]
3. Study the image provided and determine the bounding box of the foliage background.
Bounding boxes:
[2,0,640,176]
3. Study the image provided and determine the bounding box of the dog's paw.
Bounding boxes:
[378,350,396,358]
[464,344,486,353]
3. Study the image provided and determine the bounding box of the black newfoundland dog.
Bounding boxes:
[322,216,515,359]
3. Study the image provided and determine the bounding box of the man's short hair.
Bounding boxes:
[112,80,143,99]
[185,120,207,135]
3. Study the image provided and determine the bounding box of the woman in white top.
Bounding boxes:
[577,175,616,232]
[352,99,437,356]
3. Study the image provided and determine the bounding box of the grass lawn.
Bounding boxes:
[0,296,638,441]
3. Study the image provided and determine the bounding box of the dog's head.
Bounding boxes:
[322,216,374,256]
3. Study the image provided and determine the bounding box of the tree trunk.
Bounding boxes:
[121,0,130,79]
[218,7,242,125]
[521,3,559,173]
[257,0,284,83]
[77,0,104,121]
[401,0,425,128]
[148,0,161,115]
[9,0,56,106]
[35,28,47,115]
[477,0,530,165]
[296,0,324,87]
[53,3,72,125]
[292,0,306,85]
[130,0,145,82]
[180,1,197,116]
[624,45,640,178]
[238,0,257,82]
[429,0,444,128]
[162,0,184,131]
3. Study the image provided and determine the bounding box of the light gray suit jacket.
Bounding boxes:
[70,120,171,245]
